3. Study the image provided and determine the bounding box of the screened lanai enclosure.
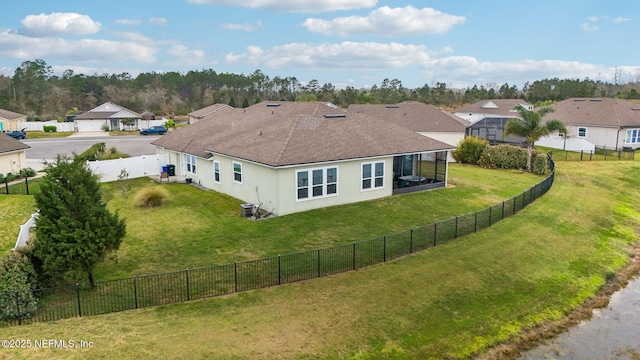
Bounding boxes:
[392,151,448,195]
[466,117,526,145]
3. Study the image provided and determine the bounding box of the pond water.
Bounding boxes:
[520,276,640,359]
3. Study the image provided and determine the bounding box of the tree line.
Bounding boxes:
[1,59,639,121]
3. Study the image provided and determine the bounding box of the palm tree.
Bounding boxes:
[503,105,567,172]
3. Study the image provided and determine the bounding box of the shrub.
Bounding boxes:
[0,252,39,320]
[531,152,548,175]
[452,136,489,165]
[479,144,528,170]
[19,167,36,178]
[133,186,170,208]
[43,125,57,133]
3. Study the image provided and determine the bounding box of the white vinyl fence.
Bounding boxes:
[87,154,169,182]
[535,135,596,152]
[14,211,38,250]
[17,120,75,132]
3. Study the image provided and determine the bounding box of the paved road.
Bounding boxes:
[22,134,160,169]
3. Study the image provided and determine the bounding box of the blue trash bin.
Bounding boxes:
[161,166,169,173]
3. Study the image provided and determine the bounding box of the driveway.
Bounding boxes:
[23,134,160,171]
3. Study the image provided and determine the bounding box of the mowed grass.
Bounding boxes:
[93,164,541,279]
[1,162,639,359]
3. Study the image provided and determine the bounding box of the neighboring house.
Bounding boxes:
[348,101,468,160]
[545,98,640,151]
[73,102,142,132]
[0,134,30,175]
[0,109,27,132]
[454,99,534,144]
[188,103,233,124]
[152,101,454,216]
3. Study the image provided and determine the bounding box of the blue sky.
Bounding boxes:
[0,0,638,90]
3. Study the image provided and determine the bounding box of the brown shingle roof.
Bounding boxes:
[0,109,26,121]
[549,98,640,128]
[348,101,467,132]
[454,99,533,118]
[0,135,29,154]
[153,101,454,167]
[188,103,233,119]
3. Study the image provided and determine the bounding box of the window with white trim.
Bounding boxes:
[186,154,196,174]
[362,161,384,190]
[296,167,337,200]
[625,129,640,144]
[233,162,242,183]
[214,160,220,183]
[577,127,587,138]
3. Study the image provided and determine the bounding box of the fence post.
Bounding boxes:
[501,201,505,220]
[15,291,21,325]
[409,229,414,254]
[454,217,459,238]
[25,177,29,195]
[474,212,478,233]
[433,223,437,247]
[317,249,321,277]
[133,276,138,309]
[277,256,281,285]
[513,196,517,214]
[3,179,8,194]
[352,243,356,270]
[76,283,82,317]
[383,236,387,262]
[185,269,190,301]
[234,262,238,293]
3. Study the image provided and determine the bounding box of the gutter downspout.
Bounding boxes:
[615,127,622,151]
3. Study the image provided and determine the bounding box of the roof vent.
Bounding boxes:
[324,114,346,119]
[573,99,585,101]
[590,99,602,102]
[326,102,339,109]
[632,108,640,111]
[267,103,280,107]
[385,105,400,108]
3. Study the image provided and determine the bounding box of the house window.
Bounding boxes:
[578,127,587,138]
[233,162,242,183]
[186,155,196,174]
[362,161,384,190]
[214,161,220,183]
[296,167,338,201]
[625,129,640,144]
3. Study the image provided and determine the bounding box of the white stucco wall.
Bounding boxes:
[566,125,622,150]
[0,151,27,175]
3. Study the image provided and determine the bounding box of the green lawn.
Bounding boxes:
[0,162,638,359]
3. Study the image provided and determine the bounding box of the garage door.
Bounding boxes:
[76,120,107,132]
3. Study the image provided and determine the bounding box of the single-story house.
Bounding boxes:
[73,102,142,132]
[0,134,30,175]
[152,101,454,216]
[348,101,468,159]
[0,109,27,132]
[545,98,640,151]
[188,103,233,124]
[454,99,534,145]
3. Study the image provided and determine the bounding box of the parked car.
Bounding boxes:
[5,128,27,140]
[139,126,167,135]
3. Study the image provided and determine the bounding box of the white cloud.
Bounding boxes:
[302,6,465,36]
[111,31,154,43]
[150,18,168,26]
[225,41,431,69]
[581,17,600,32]
[613,17,630,24]
[186,0,377,13]
[21,12,102,37]
[221,21,263,32]
[115,19,143,25]
[0,29,156,64]
[165,44,212,67]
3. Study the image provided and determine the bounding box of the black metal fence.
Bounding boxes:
[550,146,635,161]
[0,177,35,195]
[0,157,556,326]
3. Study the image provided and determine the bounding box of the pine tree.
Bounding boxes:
[33,155,126,285]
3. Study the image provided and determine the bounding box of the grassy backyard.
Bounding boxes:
[0,161,638,359]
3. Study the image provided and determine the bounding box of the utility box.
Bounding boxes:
[240,204,254,217]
